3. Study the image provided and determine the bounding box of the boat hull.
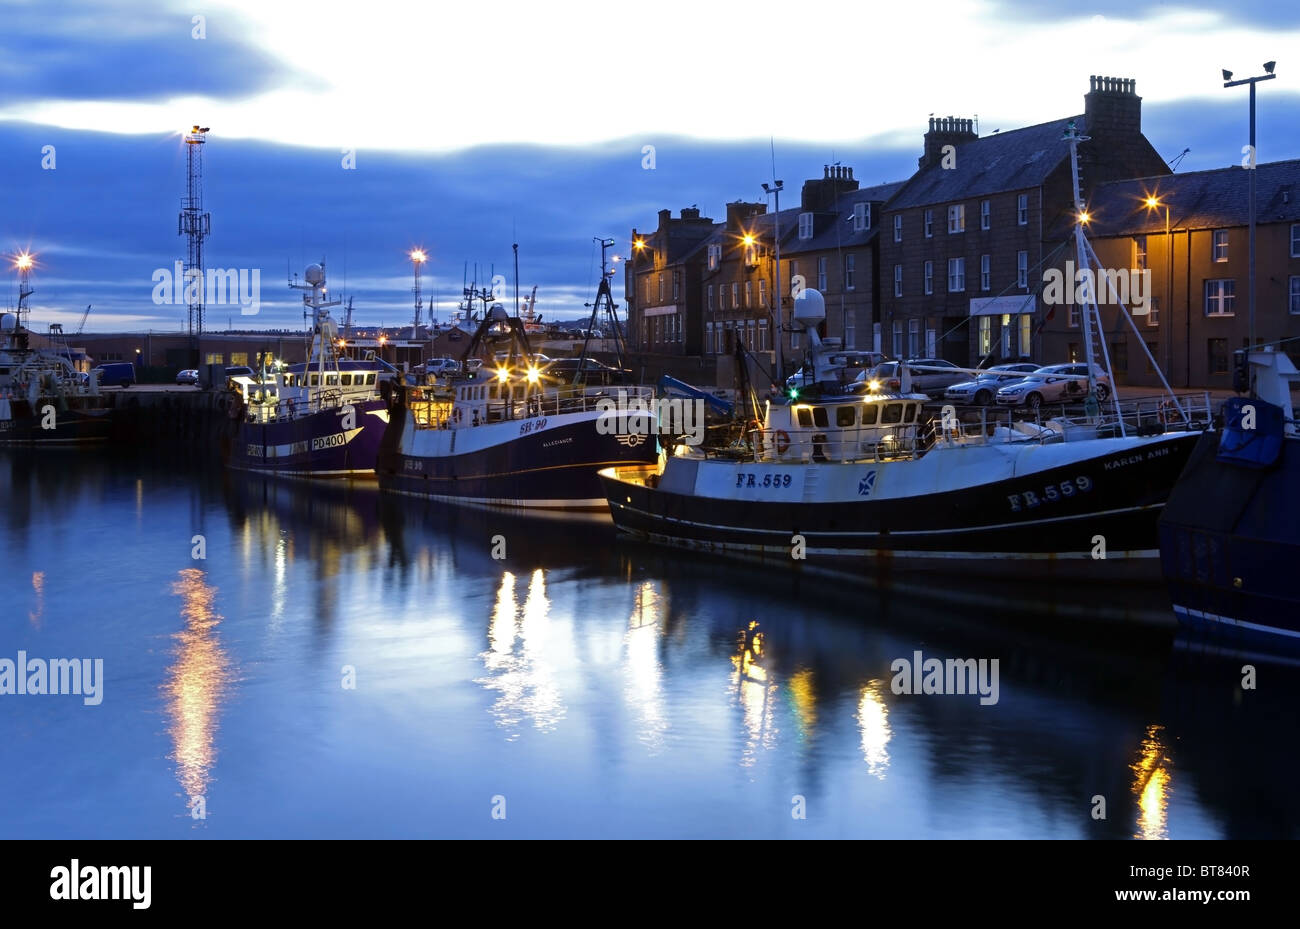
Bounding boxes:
[0,398,112,446]
[601,430,1201,580]
[1159,431,1300,641]
[377,407,659,509]
[228,400,389,476]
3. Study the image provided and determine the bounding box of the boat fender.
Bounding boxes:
[775,429,791,455]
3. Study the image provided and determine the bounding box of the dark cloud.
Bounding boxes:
[0,2,312,106]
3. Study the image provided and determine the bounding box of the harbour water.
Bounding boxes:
[1,450,1295,839]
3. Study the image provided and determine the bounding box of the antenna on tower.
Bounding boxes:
[178,125,211,366]
[409,247,427,339]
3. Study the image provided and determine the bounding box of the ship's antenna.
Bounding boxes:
[513,240,520,317]
[179,125,211,367]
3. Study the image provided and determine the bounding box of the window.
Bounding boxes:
[908,319,920,357]
[836,406,856,427]
[873,322,882,353]
[1067,342,1080,363]
[947,204,965,234]
[1149,295,1160,328]
[979,316,992,356]
[999,315,1010,358]
[980,200,990,230]
[204,353,224,365]
[1019,314,1032,357]
[743,280,751,308]
[729,282,738,309]
[1017,194,1029,225]
[980,254,990,291]
[894,265,902,298]
[817,257,827,291]
[719,285,727,310]
[759,279,767,307]
[1134,235,1147,272]
[707,284,714,311]
[798,213,814,240]
[1208,338,1229,375]
[792,327,801,350]
[924,260,934,295]
[1290,275,1300,315]
[1212,230,1229,263]
[844,254,856,291]
[657,273,664,303]
[706,323,715,354]
[1292,223,1300,257]
[893,321,903,356]
[708,244,721,271]
[844,311,855,349]
[853,202,870,231]
[926,328,937,357]
[1111,340,1128,374]
[1017,250,1028,289]
[230,353,248,366]
[947,257,965,292]
[1205,279,1236,316]
[758,319,769,351]
[673,272,680,300]
[924,209,933,238]
[893,215,902,243]
[1068,304,1079,328]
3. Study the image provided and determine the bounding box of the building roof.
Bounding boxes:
[1081,159,1300,237]
[885,116,1084,211]
[783,181,907,254]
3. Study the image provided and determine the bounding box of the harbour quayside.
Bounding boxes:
[599,123,1214,581]
[1159,348,1300,641]
[376,247,659,508]
[0,252,111,445]
[225,261,394,477]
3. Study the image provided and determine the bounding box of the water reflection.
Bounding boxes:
[732,621,778,767]
[29,571,44,629]
[624,582,668,751]
[478,570,565,739]
[1131,723,1172,840]
[856,681,892,779]
[164,568,231,818]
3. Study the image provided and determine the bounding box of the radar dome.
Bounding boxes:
[792,288,826,328]
[0,313,15,332]
[304,264,325,285]
[489,304,509,321]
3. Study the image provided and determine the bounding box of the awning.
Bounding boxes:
[968,295,1036,317]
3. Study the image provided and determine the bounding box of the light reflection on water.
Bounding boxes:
[0,450,1296,839]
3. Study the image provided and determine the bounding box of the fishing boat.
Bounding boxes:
[226,262,392,477]
[376,247,658,509]
[1159,349,1300,640]
[0,254,111,445]
[598,124,1213,580]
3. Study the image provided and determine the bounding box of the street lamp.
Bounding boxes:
[1222,61,1277,351]
[761,179,784,384]
[1144,194,1176,381]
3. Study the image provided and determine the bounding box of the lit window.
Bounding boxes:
[759,279,767,307]
[707,244,721,271]
[1134,236,1147,271]
[1205,279,1235,316]
[732,282,739,308]
[979,316,992,356]
[947,204,965,234]
[744,280,751,308]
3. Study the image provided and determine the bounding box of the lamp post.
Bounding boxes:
[1144,195,1175,380]
[1222,61,1277,352]
[761,180,784,386]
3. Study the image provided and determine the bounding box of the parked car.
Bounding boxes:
[421,357,462,377]
[541,357,629,385]
[92,362,136,388]
[862,361,904,393]
[175,369,199,386]
[994,364,1112,409]
[943,363,1041,406]
[464,358,484,373]
[225,365,255,378]
[900,358,969,398]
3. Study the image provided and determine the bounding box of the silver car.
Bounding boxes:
[943,363,1041,406]
[995,364,1112,409]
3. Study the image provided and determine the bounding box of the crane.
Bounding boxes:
[76,304,91,335]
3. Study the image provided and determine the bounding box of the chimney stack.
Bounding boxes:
[920,116,978,169]
[1085,75,1142,137]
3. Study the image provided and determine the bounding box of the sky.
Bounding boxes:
[0,0,1297,332]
